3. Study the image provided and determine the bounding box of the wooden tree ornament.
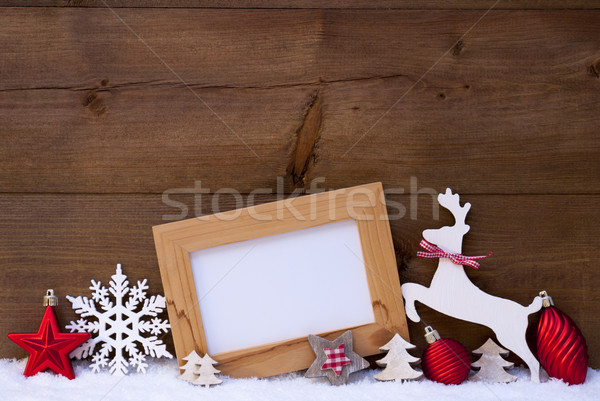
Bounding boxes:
[374,334,423,382]
[469,338,517,383]
[178,350,223,388]
[305,330,369,386]
[178,350,201,382]
[194,354,223,388]
[401,189,543,382]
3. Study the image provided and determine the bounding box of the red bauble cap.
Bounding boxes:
[421,326,471,385]
[537,291,588,385]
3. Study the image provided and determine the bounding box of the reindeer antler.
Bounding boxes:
[438,188,471,226]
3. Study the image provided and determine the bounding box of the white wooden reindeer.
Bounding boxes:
[401,189,543,382]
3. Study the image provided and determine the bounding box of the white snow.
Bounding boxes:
[1,358,599,401]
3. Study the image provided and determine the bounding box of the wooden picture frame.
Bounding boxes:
[153,182,408,378]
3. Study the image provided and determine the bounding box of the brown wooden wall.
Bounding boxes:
[1,1,599,368]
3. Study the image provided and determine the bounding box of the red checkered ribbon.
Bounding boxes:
[321,344,352,376]
[416,239,492,269]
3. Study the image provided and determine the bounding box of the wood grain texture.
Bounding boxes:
[2,1,600,9]
[1,10,599,193]
[1,193,598,367]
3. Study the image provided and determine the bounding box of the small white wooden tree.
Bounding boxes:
[193,354,223,388]
[178,350,202,383]
[374,333,423,382]
[469,338,517,383]
[178,350,223,388]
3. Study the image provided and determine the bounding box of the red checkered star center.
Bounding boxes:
[321,344,352,376]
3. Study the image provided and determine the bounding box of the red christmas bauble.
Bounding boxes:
[537,291,588,385]
[421,327,471,385]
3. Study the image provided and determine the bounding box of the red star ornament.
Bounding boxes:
[321,344,352,375]
[8,306,90,379]
[306,330,370,385]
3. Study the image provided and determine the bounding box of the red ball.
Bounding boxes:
[537,305,588,385]
[421,338,471,385]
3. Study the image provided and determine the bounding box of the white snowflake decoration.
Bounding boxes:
[66,263,172,375]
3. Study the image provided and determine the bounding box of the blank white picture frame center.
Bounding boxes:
[190,219,375,355]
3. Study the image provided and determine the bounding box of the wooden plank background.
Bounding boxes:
[1,2,599,369]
